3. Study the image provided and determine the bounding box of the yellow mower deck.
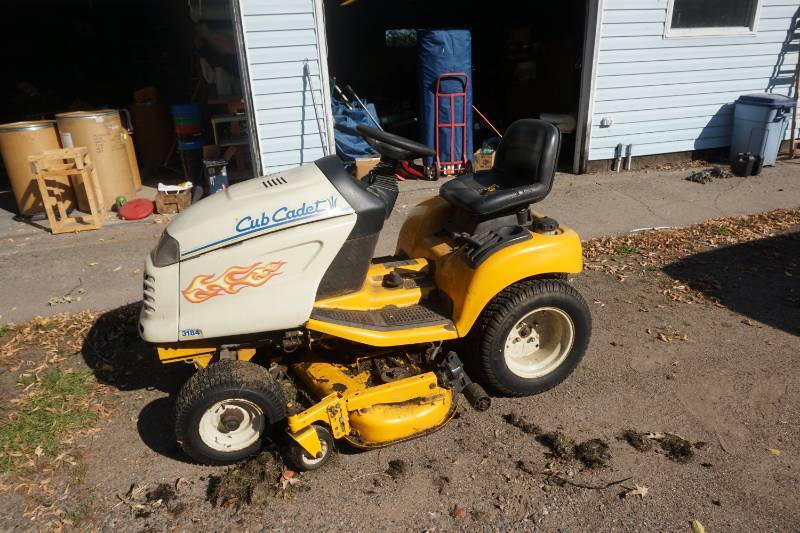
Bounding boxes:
[286,360,454,457]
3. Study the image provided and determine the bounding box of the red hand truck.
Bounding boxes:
[435,72,469,176]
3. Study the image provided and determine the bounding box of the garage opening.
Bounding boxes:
[1,0,255,220]
[323,0,588,172]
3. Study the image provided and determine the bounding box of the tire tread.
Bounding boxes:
[174,359,287,465]
[473,279,591,397]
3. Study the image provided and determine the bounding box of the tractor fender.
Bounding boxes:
[435,228,583,336]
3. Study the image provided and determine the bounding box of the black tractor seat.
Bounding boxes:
[440,119,560,218]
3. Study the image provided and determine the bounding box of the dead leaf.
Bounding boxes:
[88,262,98,267]
[275,469,301,491]
[112,266,122,272]
[451,505,467,519]
[767,448,782,457]
[175,477,190,493]
[691,519,705,533]
[34,445,43,458]
[623,484,649,499]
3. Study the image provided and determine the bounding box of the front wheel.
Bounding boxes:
[285,425,335,471]
[470,279,591,396]
[174,359,288,465]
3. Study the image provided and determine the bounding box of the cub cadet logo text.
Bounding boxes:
[182,261,286,304]
[235,197,338,234]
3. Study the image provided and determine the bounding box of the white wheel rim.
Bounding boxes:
[198,399,265,453]
[301,431,329,467]
[503,307,575,379]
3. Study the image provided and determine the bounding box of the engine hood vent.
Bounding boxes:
[262,176,287,189]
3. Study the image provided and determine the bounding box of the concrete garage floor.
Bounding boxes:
[1,160,798,323]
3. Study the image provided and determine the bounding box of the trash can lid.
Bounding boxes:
[119,199,155,220]
[736,93,795,107]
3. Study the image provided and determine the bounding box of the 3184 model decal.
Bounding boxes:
[182,261,286,304]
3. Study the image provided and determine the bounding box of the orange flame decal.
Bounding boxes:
[182,261,286,304]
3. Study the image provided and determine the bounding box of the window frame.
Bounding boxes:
[664,0,763,38]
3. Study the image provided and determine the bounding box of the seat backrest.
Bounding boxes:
[494,119,560,188]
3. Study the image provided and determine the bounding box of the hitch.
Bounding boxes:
[429,347,491,411]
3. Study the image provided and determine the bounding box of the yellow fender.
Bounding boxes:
[397,196,584,337]
[437,229,583,335]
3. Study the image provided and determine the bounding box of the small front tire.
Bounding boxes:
[471,279,591,396]
[174,359,288,465]
[286,425,335,471]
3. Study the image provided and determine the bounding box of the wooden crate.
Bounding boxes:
[155,189,192,214]
[29,147,106,234]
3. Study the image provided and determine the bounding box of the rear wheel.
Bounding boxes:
[471,279,591,396]
[175,359,287,465]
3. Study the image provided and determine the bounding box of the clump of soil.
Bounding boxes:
[386,459,409,479]
[659,434,694,463]
[686,166,733,184]
[144,483,184,517]
[146,483,176,505]
[516,460,537,475]
[503,412,541,435]
[620,429,653,452]
[207,451,284,508]
[619,430,700,463]
[575,439,611,468]
[537,431,576,460]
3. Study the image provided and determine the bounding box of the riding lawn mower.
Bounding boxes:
[139,119,592,470]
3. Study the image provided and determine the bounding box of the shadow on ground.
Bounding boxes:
[81,302,191,393]
[81,303,193,460]
[663,231,800,336]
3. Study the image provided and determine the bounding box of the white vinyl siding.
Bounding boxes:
[588,0,800,160]
[236,0,334,174]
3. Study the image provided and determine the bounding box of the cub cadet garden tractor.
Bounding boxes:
[140,119,591,470]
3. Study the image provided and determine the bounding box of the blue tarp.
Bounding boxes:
[417,29,473,167]
[332,98,380,161]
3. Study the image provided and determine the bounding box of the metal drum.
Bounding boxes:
[0,120,72,215]
[55,110,136,210]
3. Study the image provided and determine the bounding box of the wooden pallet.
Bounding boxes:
[29,147,106,234]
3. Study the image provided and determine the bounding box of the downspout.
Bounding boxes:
[573,0,604,174]
[312,0,336,156]
[229,0,263,176]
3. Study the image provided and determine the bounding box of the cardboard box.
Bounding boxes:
[354,156,381,179]
[472,150,496,172]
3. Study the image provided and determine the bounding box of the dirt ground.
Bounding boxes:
[0,211,798,532]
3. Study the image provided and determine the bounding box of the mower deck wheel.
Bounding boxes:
[286,425,334,471]
[174,359,287,465]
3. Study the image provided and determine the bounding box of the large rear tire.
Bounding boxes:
[174,359,287,465]
[470,279,591,396]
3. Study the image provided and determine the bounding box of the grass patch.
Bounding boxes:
[0,369,97,473]
[615,244,638,256]
[716,226,735,236]
[0,324,8,338]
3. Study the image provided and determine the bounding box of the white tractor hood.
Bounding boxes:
[166,162,354,261]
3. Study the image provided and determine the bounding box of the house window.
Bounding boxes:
[665,0,762,37]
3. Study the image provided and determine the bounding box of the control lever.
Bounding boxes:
[452,232,483,249]
[428,347,491,411]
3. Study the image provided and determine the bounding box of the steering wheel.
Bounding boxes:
[356,124,435,161]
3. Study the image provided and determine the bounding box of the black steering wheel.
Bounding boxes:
[356,124,435,161]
